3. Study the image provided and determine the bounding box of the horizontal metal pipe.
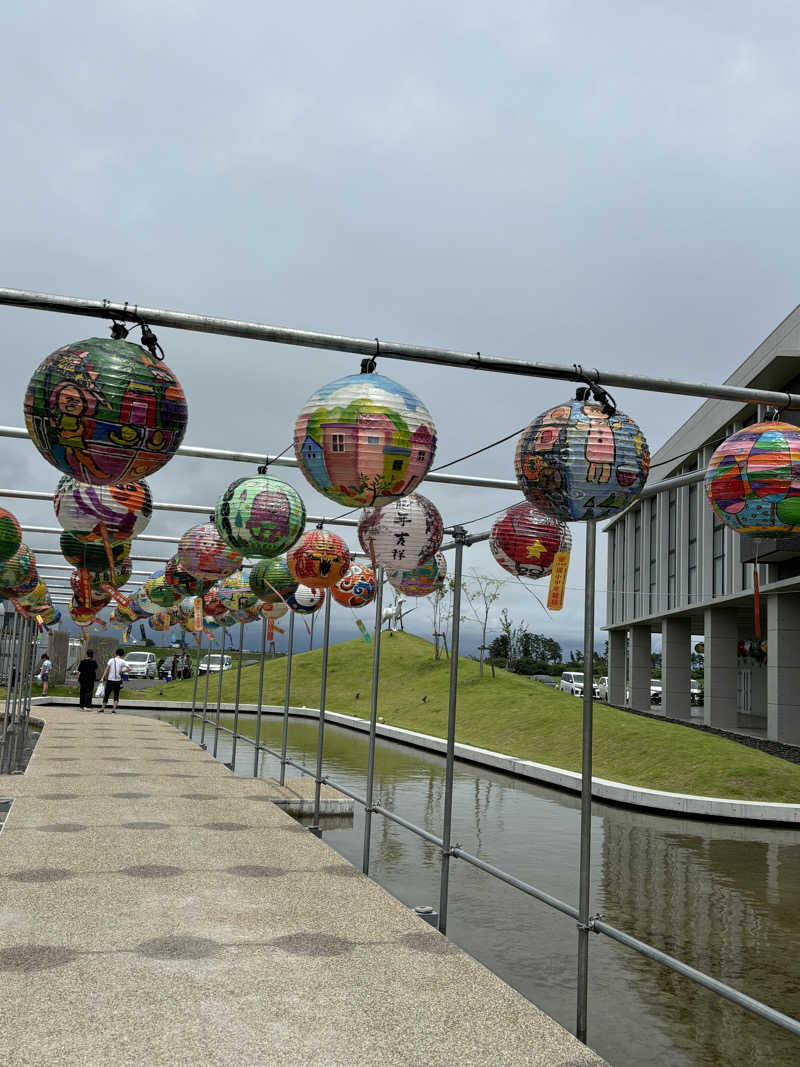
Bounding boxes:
[451,846,580,921]
[372,803,445,848]
[2,287,798,408]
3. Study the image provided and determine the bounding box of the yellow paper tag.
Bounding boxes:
[547,551,570,611]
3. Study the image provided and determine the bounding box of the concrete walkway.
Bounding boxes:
[0,708,607,1066]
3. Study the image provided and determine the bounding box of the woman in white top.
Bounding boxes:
[100,649,127,714]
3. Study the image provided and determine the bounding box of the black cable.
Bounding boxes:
[257,443,292,475]
[430,426,528,473]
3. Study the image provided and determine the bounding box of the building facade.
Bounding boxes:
[605,305,800,743]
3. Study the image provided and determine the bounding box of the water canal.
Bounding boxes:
[132,709,800,1067]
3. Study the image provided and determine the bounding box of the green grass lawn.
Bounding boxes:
[97,630,800,804]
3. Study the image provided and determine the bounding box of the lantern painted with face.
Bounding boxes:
[164,555,206,597]
[388,552,447,597]
[490,503,572,579]
[515,397,649,521]
[332,563,377,608]
[249,557,298,604]
[293,372,437,508]
[53,476,152,543]
[705,421,800,536]
[215,475,306,557]
[0,509,22,566]
[287,529,350,588]
[60,532,131,575]
[177,521,242,581]
[285,585,325,614]
[358,492,443,574]
[24,336,188,485]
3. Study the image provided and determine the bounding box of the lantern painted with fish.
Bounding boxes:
[332,562,376,609]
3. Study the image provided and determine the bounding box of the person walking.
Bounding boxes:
[100,648,127,714]
[39,654,52,697]
[77,649,98,711]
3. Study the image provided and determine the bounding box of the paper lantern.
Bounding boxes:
[202,584,227,619]
[285,585,324,614]
[16,581,50,610]
[293,371,437,508]
[177,521,242,581]
[70,601,97,627]
[164,555,206,597]
[215,475,306,557]
[249,557,298,604]
[332,562,376,608]
[0,544,36,593]
[287,529,350,588]
[0,508,22,565]
[70,572,111,611]
[176,597,204,632]
[218,570,258,617]
[39,605,61,626]
[490,503,572,579]
[705,421,800,536]
[358,492,443,574]
[24,336,188,485]
[60,532,130,575]
[149,611,174,633]
[141,569,181,609]
[259,599,289,620]
[94,558,133,591]
[515,397,650,521]
[54,476,152,543]
[388,552,447,596]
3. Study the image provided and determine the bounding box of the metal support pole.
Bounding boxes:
[188,641,201,739]
[253,616,267,777]
[576,520,597,1045]
[310,589,332,833]
[438,527,467,935]
[279,612,295,786]
[230,621,244,770]
[20,619,35,753]
[199,633,212,748]
[362,566,384,876]
[3,614,21,773]
[212,631,225,757]
[2,612,19,749]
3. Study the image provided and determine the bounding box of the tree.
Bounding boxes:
[461,572,503,677]
[427,579,453,660]
[498,609,515,671]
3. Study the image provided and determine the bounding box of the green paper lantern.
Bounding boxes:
[0,508,22,566]
[215,475,306,557]
[249,557,298,604]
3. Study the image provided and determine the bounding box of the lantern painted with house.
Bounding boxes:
[358,492,443,574]
[0,509,22,566]
[177,521,242,581]
[287,529,350,588]
[490,503,572,579]
[332,563,376,608]
[215,475,306,557]
[54,476,152,543]
[248,557,298,604]
[705,421,800,536]
[24,336,188,485]
[293,372,437,508]
[286,585,325,614]
[515,396,650,521]
[164,555,206,597]
[389,551,447,596]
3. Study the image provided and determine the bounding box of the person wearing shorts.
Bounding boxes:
[39,654,51,696]
[100,649,127,713]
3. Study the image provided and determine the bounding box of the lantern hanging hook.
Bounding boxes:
[766,393,791,421]
[102,298,130,340]
[361,339,379,374]
[137,321,165,361]
[573,364,616,416]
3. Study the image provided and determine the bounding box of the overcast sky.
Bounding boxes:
[2,1,799,656]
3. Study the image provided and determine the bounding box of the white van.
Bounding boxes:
[198,654,233,674]
[123,651,157,678]
[560,671,584,697]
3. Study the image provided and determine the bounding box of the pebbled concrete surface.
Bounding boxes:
[0,707,608,1066]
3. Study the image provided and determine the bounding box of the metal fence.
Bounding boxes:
[0,614,40,774]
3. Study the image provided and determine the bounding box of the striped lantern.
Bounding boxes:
[215,475,306,557]
[286,529,350,588]
[388,552,447,596]
[293,371,437,508]
[515,397,650,521]
[0,508,22,565]
[286,585,324,614]
[54,476,152,543]
[24,336,188,485]
[490,503,572,579]
[177,521,242,581]
[164,555,206,597]
[60,532,130,575]
[358,493,443,574]
[249,557,298,604]
[332,563,376,608]
[141,569,181,609]
[0,544,37,594]
[705,421,800,536]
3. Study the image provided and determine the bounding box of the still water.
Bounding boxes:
[141,711,800,1067]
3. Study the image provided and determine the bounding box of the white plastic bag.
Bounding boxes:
[94,682,105,698]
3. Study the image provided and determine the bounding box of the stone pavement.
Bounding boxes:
[0,707,607,1066]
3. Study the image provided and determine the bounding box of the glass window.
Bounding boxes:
[687,483,697,603]
[331,434,345,452]
[633,508,641,613]
[392,459,403,471]
[417,450,426,461]
[667,489,677,608]
[649,498,657,614]
[712,515,725,596]
[366,435,379,445]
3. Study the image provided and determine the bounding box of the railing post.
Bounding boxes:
[253,616,267,777]
[362,566,384,876]
[310,588,332,834]
[212,630,225,757]
[576,519,597,1044]
[230,621,244,770]
[2,612,19,762]
[199,633,212,748]
[188,640,201,739]
[438,526,467,935]
[279,611,295,786]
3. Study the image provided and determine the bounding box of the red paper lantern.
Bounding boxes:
[490,503,572,579]
[286,529,350,588]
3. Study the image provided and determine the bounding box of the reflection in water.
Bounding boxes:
[144,711,800,1067]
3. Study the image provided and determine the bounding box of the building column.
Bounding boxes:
[767,593,800,744]
[703,607,738,731]
[608,629,626,705]
[661,618,691,720]
[629,625,651,712]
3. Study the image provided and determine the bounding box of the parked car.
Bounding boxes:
[123,651,157,679]
[532,674,558,687]
[158,654,193,680]
[559,671,585,696]
[198,654,232,674]
[596,676,609,701]
[690,680,704,706]
[650,678,662,705]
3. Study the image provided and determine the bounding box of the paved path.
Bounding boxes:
[0,708,607,1066]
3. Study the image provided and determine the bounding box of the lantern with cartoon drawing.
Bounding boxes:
[490,503,572,579]
[215,475,306,557]
[286,529,350,588]
[285,585,325,614]
[389,551,447,597]
[54,476,152,543]
[177,521,242,581]
[332,562,376,608]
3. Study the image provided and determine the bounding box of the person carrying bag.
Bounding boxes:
[100,648,127,714]
[77,648,98,711]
